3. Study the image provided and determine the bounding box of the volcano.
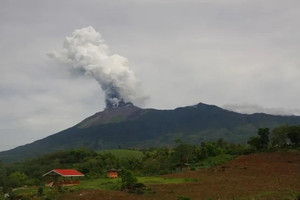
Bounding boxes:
[1,102,300,163]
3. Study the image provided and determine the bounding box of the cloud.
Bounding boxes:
[223,103,300,116]
[0,36,103,150]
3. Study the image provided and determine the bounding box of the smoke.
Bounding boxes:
[223,103,300,116]
[48,26,147,108]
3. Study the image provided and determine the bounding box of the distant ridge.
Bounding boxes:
[1,102,300,163]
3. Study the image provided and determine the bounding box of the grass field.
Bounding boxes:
[72,176,198,190]
[9,177,199,200]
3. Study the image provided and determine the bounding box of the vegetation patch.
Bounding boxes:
[98,149,144,160]
[72,178,121,191]
[138,176,199,184]
[197,154,237,168]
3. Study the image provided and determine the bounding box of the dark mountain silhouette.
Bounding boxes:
[1,102,300,162]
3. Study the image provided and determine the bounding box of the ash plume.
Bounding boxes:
[49,26,147,109]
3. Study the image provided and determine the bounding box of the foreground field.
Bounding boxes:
[59,151,300,200]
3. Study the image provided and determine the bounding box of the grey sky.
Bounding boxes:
[0,0,300,151]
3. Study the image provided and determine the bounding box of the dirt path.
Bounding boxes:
[59,152,300,200]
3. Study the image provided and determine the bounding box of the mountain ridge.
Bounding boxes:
[1,102,300,163]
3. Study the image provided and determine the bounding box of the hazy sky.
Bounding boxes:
[1,0,300,151]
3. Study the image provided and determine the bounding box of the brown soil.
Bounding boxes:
[59,152,300,200]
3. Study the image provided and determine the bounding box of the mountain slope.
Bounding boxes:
[1,103,300,162]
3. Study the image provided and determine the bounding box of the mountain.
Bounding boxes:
[1,102,300,162]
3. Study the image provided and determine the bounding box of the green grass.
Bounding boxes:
[98,149,144,160]
[11,187,53,198]
[73,178,121,190]
[138,176,199,184]
[197,154,236,168]
[11,180,121,198]
[9,176,198,198]
[70,176,199,191]
[74,176,198,190]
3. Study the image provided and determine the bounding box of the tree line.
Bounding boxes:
[248,125,300,150]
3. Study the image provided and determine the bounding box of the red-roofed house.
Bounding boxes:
[43,169,84,187]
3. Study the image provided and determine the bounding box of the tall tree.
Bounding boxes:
[248,128,270,150]
[271,126,288,148]
[172,140,197,167]
[258,128,270,149]
[287,126,300,146]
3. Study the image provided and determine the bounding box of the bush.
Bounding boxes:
[7,190,18,200]
[57,186,64,193]
[37,187,43,196]
[190,167,196,171]
[248,128,270,151]
[121,168,137,191]
[7,172,27,188]
[120,168,150,194]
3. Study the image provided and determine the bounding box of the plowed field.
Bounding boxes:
[59,152,300,200]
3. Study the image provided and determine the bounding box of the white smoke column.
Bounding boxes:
[49,26,147,108]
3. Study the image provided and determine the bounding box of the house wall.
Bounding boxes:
[107,171,118,178]
[45,180,80,187]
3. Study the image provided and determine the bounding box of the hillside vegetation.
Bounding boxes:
[2,103,300,163]
[98,149,144,161]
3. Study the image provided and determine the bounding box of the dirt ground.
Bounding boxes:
[59,152,300,200]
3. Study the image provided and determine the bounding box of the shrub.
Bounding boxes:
[7,172,27,188]
[57,186,64,193]
[37,187,43,196]
[120,168,137,191]
[120,168,150,194]
[190,167,196,171]
[178,196,191,200]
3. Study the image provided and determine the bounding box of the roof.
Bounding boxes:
[42,169,84,177]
